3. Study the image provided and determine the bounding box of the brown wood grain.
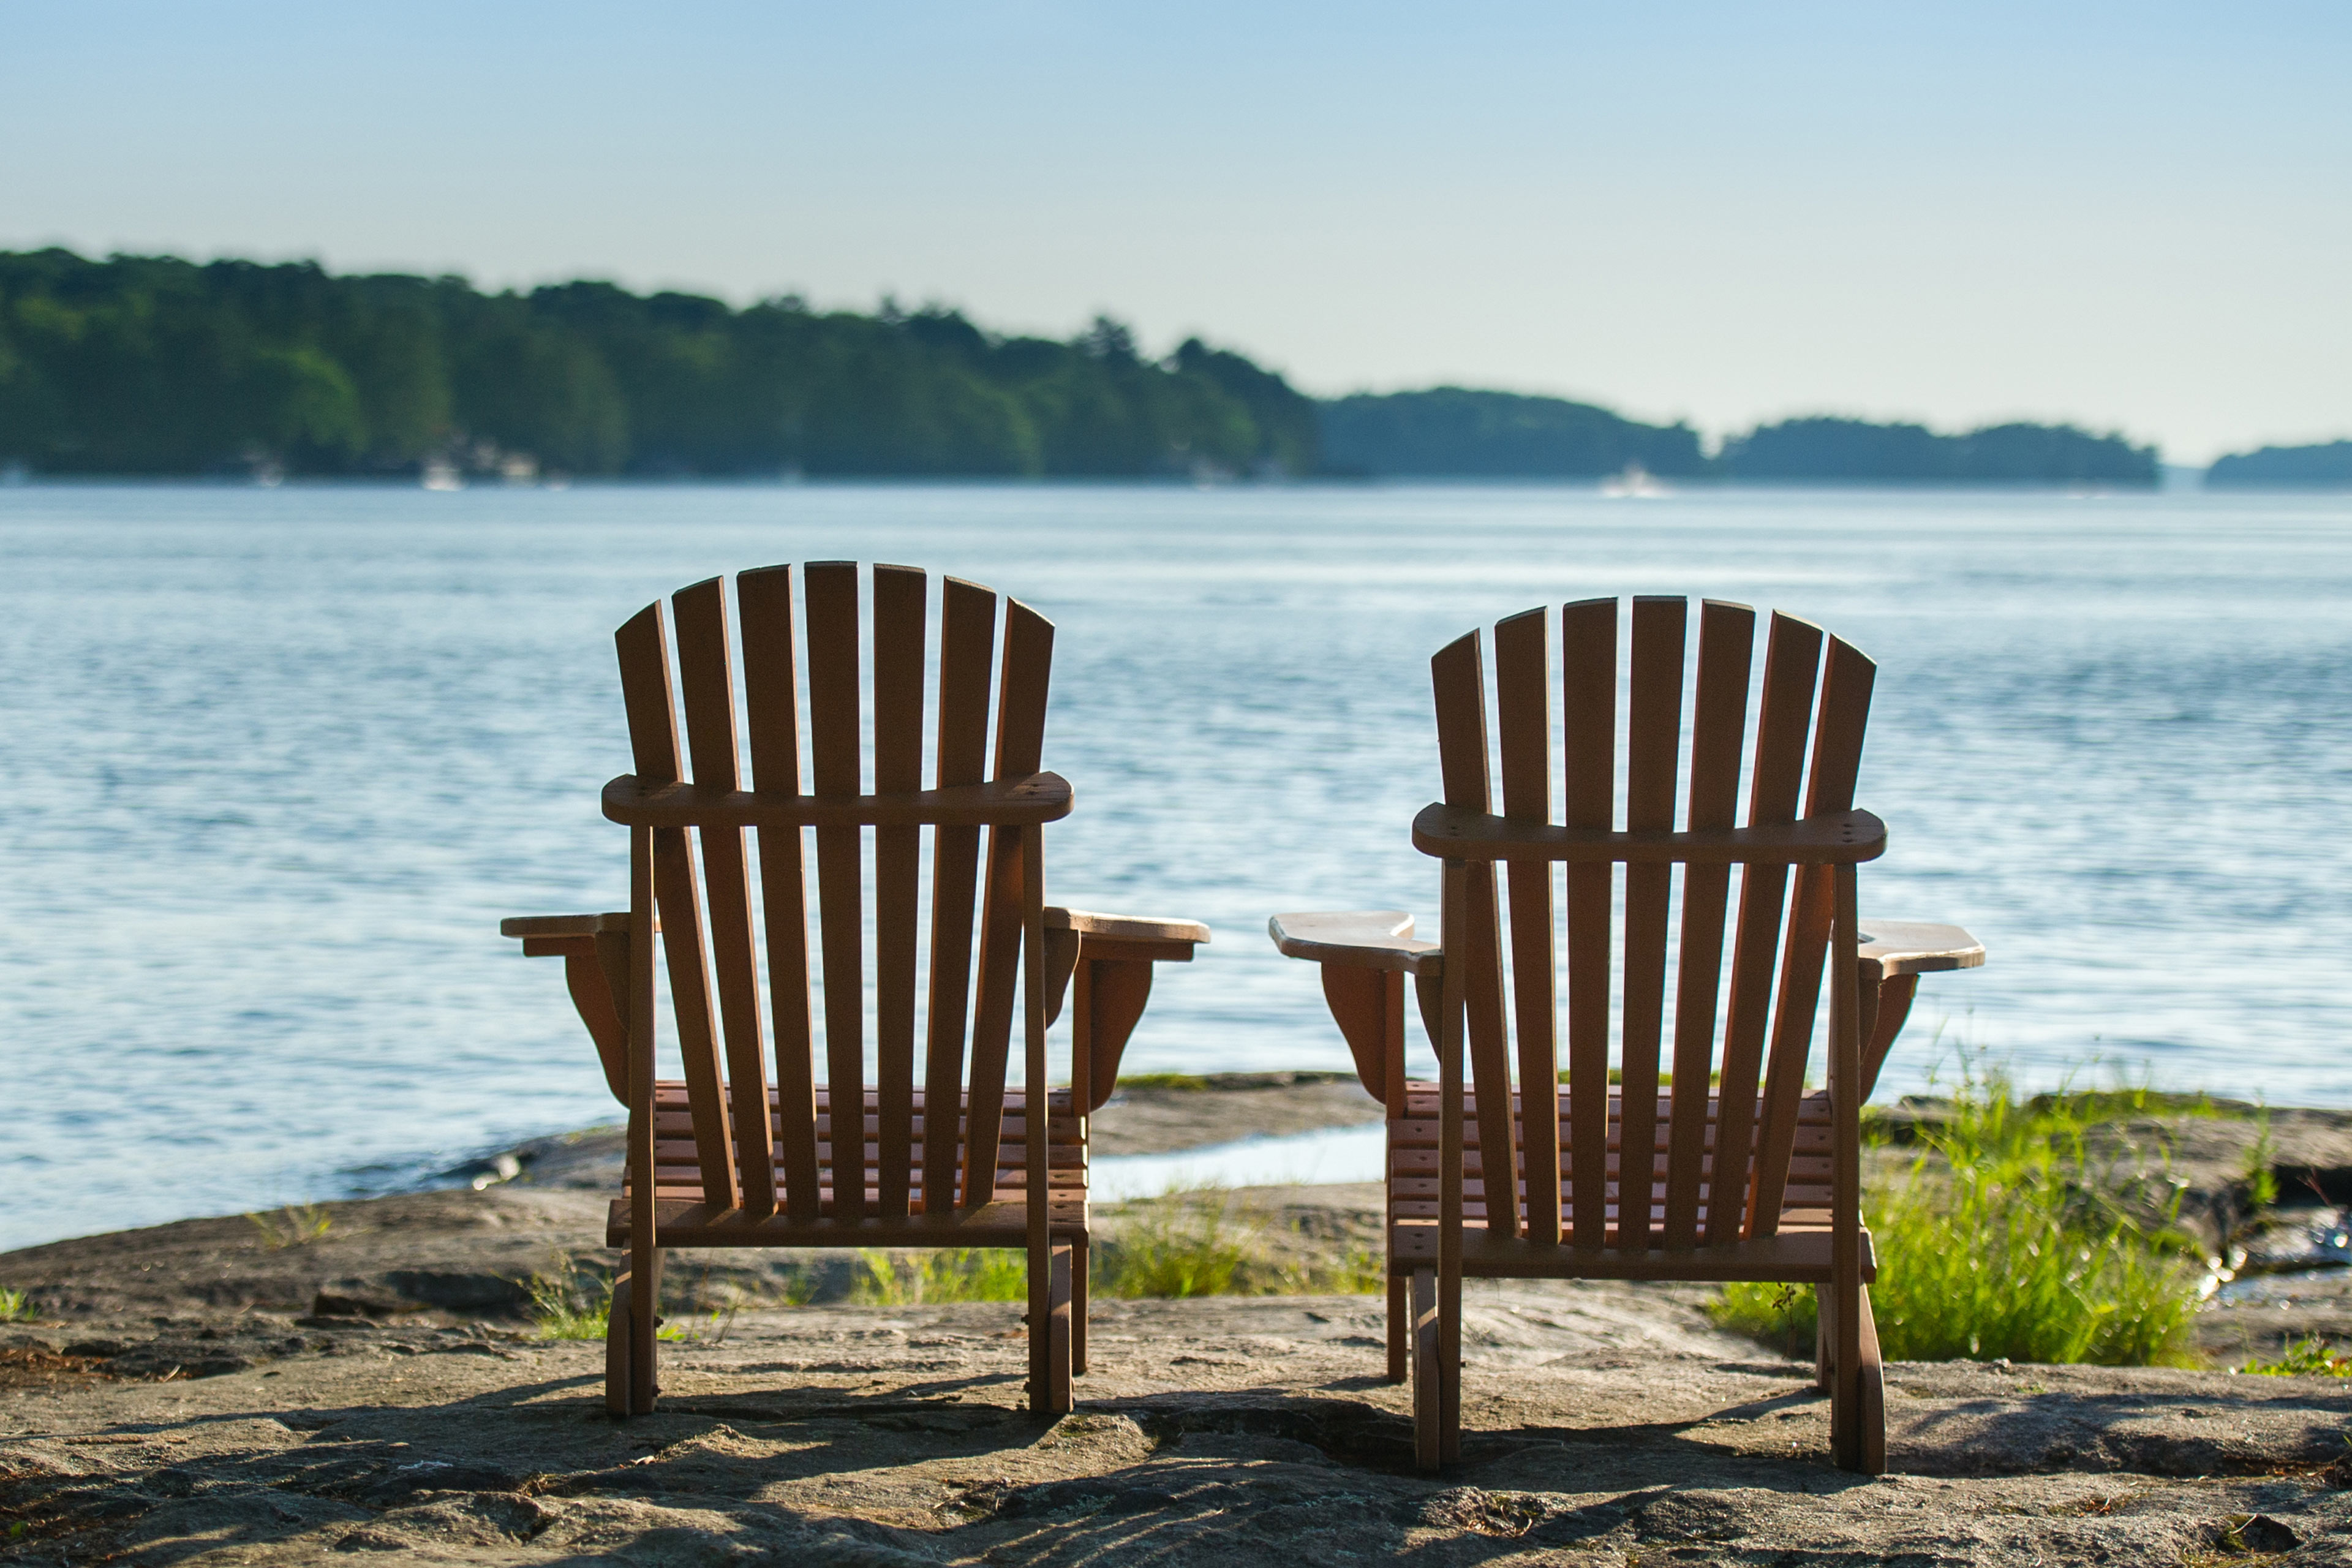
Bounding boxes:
[672,576,777,1217]
[962,597,1054,1213]
[871,564,927,1219]
[737,565,822,1221]
[616,600,739,1212]
[924,577,997,1210]
[1709,611,1821,1245]
[1662,600,1751,1248]
[1616,596,1686,1251]
[1559,597,1616,1248]
[1431,630,1517,1238]
[802,561,866,1221]
[1752,631,1875,1236]
[1493,608,1560,1243]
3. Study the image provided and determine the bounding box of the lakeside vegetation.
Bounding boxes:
[0,249,1318,481]
[1714,1068,2207,1365]
[2206,440,2352,488]
[1319,386,1708,479]
[1719,415,2158,487]
[1,246,2311,488]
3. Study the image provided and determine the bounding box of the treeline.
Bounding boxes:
[1320,388,1708,478]
[1320,395,2157,484]
[2206,441,2352,488]
[0,248,2177,486]
[1716,416,2157,486]
[0,249,1318,478]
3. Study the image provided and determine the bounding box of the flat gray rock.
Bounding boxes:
[6,1283,2351,1566]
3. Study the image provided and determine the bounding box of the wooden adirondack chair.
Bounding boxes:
[502,562,1208,1418]
[1269,597,1982,1472]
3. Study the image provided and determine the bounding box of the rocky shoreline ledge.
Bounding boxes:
[7,1076,2352,1563]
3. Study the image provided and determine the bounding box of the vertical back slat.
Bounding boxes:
[1558,598,1616,1246]
[672,577,777,1218]
[738,567,821,1220]
[1493,609,1559,1244]
[1661,600,1752,1246]
[1431,630,1517,1239]
[870,565,927,1219]
[963,598,1054,1211]
[1750,634,1876,1233]
[1710,612,1823,1242]
[614,603,739,1210]
[922,578,998,1211]
[1617,597,1686,1250]
[802,561,866,1219]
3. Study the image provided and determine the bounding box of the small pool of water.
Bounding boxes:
[1089,1121,1387,1201]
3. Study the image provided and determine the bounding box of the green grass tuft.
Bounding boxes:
[527,1258,682,1341]
[1713,1057,2206,1367]
[1115,1072,1212,1091]
[1712,1283,1818,1359]
[1095,1194,1259,1297]
[2241,1335,2352,1377]
[842,1189,1385,1304]
[244,1204,333,1250]
[850,1248,1028,1305]
[0,1288,33,1323]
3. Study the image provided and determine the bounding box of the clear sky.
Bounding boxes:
[7,2,2346,462]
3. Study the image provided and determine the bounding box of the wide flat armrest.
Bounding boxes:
[1268,910,1442,976]
[500,912,631,939]
[1046,907,1210,947]
[1412,803,1886,865]
[1858,919,1985,978]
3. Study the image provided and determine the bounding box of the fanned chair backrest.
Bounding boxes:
[612,562,1055,1223]
[1430,597,1874,1250]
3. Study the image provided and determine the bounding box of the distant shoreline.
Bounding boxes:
[17,471,2342,492]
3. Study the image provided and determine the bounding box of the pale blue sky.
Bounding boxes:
[7,2,2346,460]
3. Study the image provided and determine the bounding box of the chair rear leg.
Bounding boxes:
[611,1248,665,1415]
[1386,1272,1408,1384]
[1826,1269,1864,1470]
[1410,1268,1441,1470]
[1813,1283,1833,1392]
[1041,1243,1074,1415]
[605,1269,632,1417]
[1071,1236,1089,1377]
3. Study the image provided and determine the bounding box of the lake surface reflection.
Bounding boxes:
[2,482,2347,1247]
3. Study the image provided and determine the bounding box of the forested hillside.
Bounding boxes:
[1719,416,2157,486]
[0,249,2184,487]
[1318,387,1706,477]
[2206,440,2352,488]
[0,250,1319,478]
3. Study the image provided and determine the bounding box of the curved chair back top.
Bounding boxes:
[1427,596,1875,1249]
[613,562,1057,1224]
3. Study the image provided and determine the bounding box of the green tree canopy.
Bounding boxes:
[0,250,1321,480]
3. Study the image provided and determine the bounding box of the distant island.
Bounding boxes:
[2205,441,2352,489]
[1324,394,2156,486]
[0,247,2323,488]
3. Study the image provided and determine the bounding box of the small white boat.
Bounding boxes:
[1600,462,1670,499]
[421,458,464,491]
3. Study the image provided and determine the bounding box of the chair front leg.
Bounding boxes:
[1827,862,1868,1471]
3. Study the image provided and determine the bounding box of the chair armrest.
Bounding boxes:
[498,913,633,1104]
[1267,910,1442,976]
[1856,919,1985,979]
[1046,906,1210,948]
[1040,908,1209,1114]
[501,912,631,940]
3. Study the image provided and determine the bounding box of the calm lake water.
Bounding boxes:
[2,482,2348,1249]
